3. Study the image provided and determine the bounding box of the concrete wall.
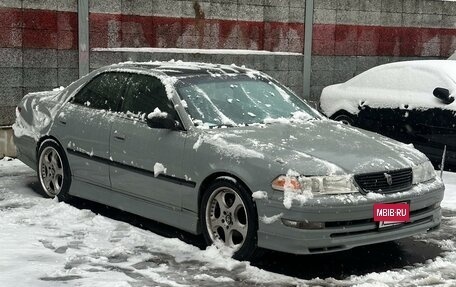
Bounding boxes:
[1,0,456,129]
[0,127,16,158]
[0,0,79,126]
[87,0,307,104]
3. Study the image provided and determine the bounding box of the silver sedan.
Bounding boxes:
[13,61,444,260]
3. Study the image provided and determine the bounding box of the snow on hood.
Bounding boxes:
[321,60,456,117]
[199,120,428,175]
[193,132,265,159]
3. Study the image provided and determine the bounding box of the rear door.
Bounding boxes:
[109,73,189,208]
[56,72,130,187]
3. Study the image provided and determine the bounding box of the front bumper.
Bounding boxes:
[256,178,444,255]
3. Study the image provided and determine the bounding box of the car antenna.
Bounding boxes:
[440,145,447,179]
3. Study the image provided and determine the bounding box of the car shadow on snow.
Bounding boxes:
[26,181,444,281]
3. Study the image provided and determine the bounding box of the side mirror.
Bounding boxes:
[147,114,180,130]
[433,87,454,104]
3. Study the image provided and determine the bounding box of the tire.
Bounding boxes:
[332,112,355,126]
[200,178,258,260]
[37,139,72,202]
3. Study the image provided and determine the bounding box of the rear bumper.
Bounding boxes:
[13,134,37,170]
[256,179,444,255]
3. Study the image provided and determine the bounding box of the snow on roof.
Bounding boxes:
[349,60,456,84]
[107,60,270,78]
[108,59,268,79]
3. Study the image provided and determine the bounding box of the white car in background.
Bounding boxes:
[319,60,456,169]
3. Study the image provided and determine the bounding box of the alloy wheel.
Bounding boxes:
[205,187,248,249]
[38,146,64,197]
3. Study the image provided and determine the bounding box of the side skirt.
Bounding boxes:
[70,177,200,235]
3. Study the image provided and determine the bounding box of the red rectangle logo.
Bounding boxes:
[373,203,410,222]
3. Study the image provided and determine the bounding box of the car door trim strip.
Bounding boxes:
[66,148,196,188]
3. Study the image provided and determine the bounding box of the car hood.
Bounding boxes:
[197,119,429,175]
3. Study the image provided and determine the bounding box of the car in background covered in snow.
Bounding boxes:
[13,61,444,260]
[320,60,456,170]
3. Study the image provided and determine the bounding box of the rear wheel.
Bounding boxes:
[37,139,71,201]
[200,178,258,260]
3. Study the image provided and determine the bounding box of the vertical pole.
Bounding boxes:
[78,0,89,77]
[303,0,314,100]
[440,145,447,179]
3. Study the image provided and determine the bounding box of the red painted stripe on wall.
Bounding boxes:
[0,7,78,49]
[88,14,298,52]
[89,13,456,57]
[312,24,456,57]
[1,7,456,57]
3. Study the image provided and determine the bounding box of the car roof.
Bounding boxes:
[364,60,456,80]
[108,61,254,77]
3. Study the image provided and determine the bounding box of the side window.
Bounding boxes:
[72,72,130,111]
[121,74,178,121]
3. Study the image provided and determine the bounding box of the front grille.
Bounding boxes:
[354,168,412,193]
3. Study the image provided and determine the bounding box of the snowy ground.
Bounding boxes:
[0,158,455,287]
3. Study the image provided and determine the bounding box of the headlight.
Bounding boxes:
[272,174,358,194]
[412,161,436,184]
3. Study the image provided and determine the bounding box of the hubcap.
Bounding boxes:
[39,146,64,197]
[205,187,248,249]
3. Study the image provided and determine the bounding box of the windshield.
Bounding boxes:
[175,74,320,126]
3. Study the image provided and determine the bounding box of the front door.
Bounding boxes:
[109,73,188,208]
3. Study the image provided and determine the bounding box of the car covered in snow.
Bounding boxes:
[13,61,444,260]
[319,60,456,169]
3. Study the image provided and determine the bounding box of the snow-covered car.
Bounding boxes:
[320,60,456,169]
[13,61,444,260]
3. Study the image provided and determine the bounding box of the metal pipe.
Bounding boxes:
[78,0,89,78]
[303,0,314,100]
[440,145,447,179]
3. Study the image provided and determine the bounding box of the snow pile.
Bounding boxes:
[2,159,456,286]
[263,110,314,125]
[153,162,167,177]
[0,160,305,286]
[252,191,268,200]
[147,107,168,119]
[192,135,204,150]
[193,274,234,283]
[283,169,314,209]
[13,89,67,141]
[260,213,283,224]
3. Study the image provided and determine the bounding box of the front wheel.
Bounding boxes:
[332,112,355,125]
[37,139,72,201]
[200,178,258,260]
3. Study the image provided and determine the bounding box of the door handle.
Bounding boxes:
[113,130,126,141]
[58,120,66,125]
[114,134,126,141]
